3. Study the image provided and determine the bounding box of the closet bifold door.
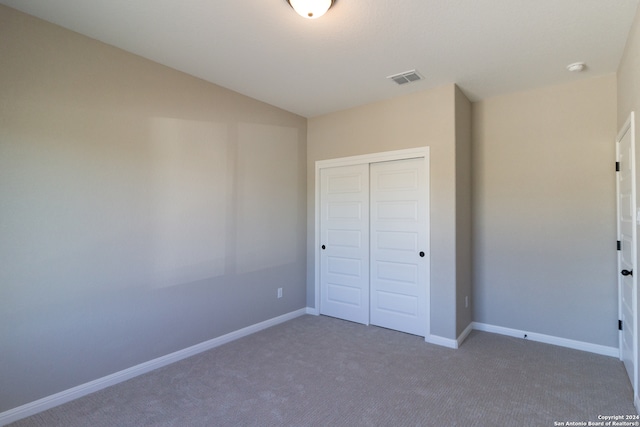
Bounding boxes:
[370,158,428,336]
[319,164,370,325]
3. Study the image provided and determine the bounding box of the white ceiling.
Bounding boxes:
[2,0,638,117]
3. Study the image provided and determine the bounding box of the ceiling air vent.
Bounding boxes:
[387,69,423,85]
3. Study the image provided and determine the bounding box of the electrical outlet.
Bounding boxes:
[277,288,283,299]
[465,296,469,308]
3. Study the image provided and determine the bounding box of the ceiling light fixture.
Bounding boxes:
[287,0,334,19]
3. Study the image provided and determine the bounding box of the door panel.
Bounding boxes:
[370,158,428,336]
[377,201,419,220]
[320,164,369,324]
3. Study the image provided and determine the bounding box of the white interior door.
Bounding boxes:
[370,158,428,336]
[617,112,637,391]
[319,164,370,324]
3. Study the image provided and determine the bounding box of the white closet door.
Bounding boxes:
[319,164,370,325]
[370,158,428,336]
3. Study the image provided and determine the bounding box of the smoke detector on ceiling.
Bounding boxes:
[566,62,586,72]
[387,70,424,85]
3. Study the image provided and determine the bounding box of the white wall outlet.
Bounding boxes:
[277,288,283,299]
[465,296,469,308]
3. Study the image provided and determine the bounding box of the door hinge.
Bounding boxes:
[619,320,623,331]
[618,240,622,251]
[616,161,621,172]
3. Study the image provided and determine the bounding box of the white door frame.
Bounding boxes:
[617,111,638,402]
[314,147,430,335]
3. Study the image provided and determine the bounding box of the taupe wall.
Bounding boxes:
[617,1,640,399]
[307,85,462,340]
[455,86,473,336]
[0,5,307,412]
[618,3,640,134]
[472,74,618,347]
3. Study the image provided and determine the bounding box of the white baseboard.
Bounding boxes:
[457,322,474,347]
[305,306,319,315]
[0,308,307,427]
[425,334,459,349]
[425,323,474,349]
[472,322,619,358]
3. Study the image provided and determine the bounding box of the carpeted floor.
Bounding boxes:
[9,315,637,426]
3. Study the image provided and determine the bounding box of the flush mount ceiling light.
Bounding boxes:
[566,62,586,72]
[287,0,334,19]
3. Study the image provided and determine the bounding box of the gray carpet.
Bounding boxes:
[9,315,636,426]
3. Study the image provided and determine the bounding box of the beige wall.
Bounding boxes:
[455,86,473,336]
[307,84,462,340]
[472,74,618,347]
[618,4,640,132]
[0,5,307,412]
[617,1,640,403]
